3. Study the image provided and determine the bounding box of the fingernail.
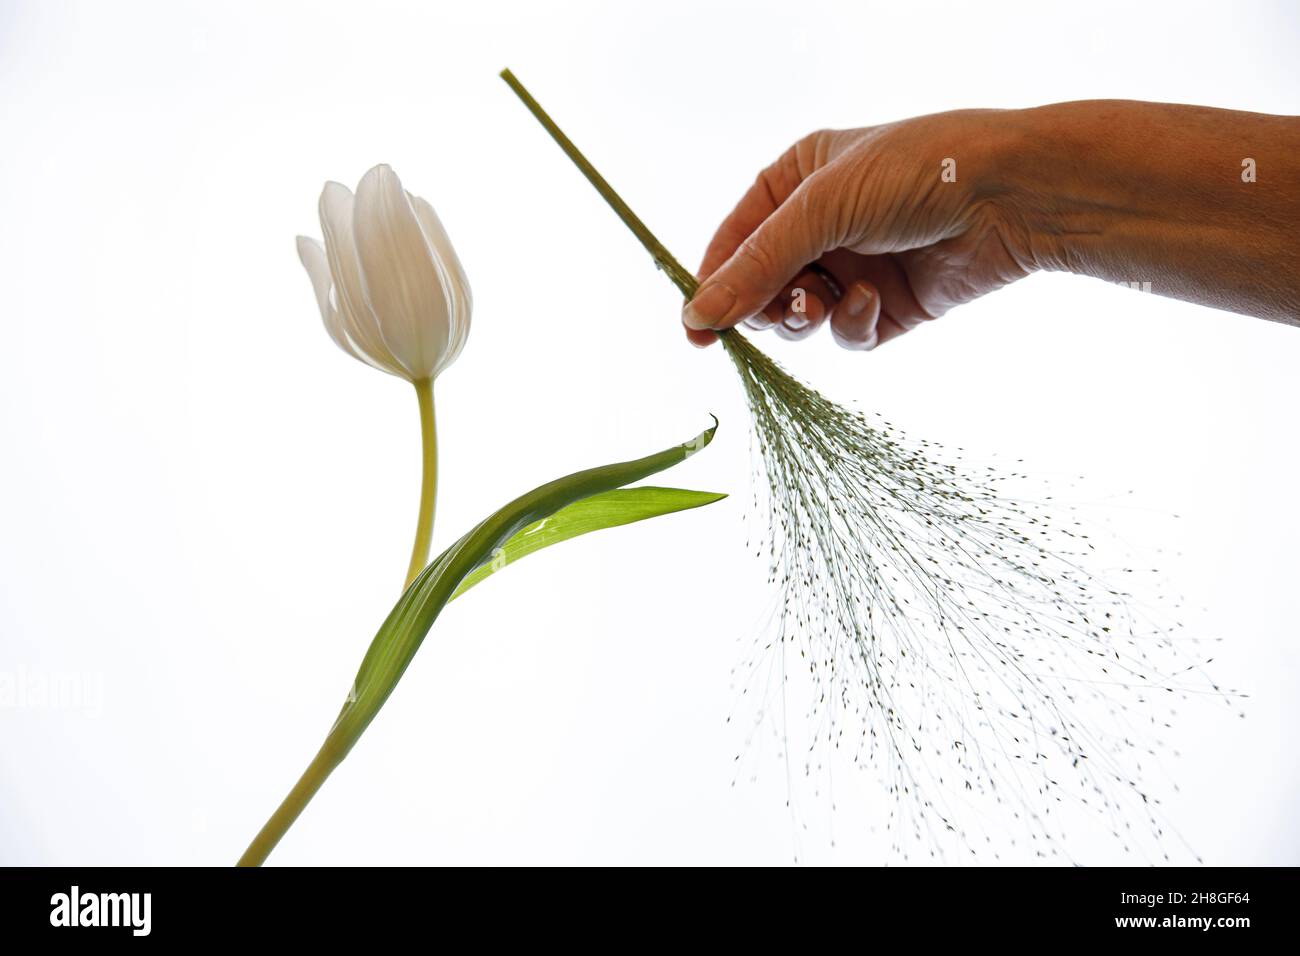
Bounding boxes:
[844,284,874,318]
[682,283,738,330]
[784,313,809,331]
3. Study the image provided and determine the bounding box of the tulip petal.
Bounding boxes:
[409,194,472,376]
[296,236,364,362]
[318,181,406,378]
[352,165,451,381]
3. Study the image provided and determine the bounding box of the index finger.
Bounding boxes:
[696,140,816,280]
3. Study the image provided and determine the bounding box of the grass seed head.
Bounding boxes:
[721,330,1227,862]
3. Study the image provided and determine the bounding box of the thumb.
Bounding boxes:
[683,175,832,331]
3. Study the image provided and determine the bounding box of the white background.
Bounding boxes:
[1,0,1297,865]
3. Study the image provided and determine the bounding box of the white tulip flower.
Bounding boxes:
[296,164,471,588]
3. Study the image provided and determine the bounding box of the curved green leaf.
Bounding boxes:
[343,416,717,729]
[239,417,719,865]
[449,486,725,601]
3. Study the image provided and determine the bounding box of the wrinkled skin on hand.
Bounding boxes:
[685,112,1038,350]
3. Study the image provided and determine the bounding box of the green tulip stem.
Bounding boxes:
[237,740,342,867]
[405,377,438,590]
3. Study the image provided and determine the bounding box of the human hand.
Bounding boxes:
[685,101,1300,347]
[682,111,1037,349]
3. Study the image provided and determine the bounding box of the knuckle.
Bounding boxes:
[734,235,780,281]
[797,128,833,165]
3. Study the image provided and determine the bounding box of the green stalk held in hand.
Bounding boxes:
[238,420,721,866]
